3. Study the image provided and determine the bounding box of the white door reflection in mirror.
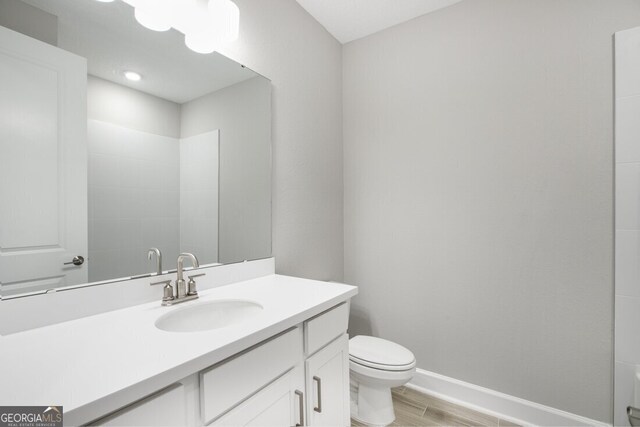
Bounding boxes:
[0,26,88,297]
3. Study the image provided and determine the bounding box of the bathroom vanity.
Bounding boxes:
[0,268,357,426]
[0,2,359,426]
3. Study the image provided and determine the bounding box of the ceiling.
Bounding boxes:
[21,0,258,104]
[295,0,463,44]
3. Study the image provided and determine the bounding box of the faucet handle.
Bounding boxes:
[187,273,205,296]
[150,279,174,303]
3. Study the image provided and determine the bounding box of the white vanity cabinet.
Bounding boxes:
[201,327,304,426]
[305,334,351,427]
[303,302,351,427]
[91,384,190,426]
[87,302,351,427]
[211,366,305,427]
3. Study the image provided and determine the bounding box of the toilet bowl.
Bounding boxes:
[349,335,416,426]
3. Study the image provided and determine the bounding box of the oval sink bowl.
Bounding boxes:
[155,299,263,333]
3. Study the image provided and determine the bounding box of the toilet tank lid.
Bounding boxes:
[349,335,415,367]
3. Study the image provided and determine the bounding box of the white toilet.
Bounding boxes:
[349,335,416,426]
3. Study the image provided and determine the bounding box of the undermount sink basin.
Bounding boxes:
[155,299,263,333]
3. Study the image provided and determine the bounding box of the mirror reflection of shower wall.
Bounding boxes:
[87,76,220,282]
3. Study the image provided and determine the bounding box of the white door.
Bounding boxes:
[211,367,305,427]
[306,334,351,427]
[0,25,88,297]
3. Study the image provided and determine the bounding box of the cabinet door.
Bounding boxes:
[200,327,303,424]
[91,384,188,427]
[211,366,305,427]
[0,25,88,296]
[305,334,350,427]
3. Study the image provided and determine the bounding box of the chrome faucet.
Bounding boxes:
[149,252,205,305]
[150,253,205,306]
[147,248,162,276]
[176,253,199,299]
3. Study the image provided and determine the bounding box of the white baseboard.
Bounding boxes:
[408,368,610,427]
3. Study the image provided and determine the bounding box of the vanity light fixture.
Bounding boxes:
[123,71,142,81]
[134,0,172,32]
[116,0,239,54]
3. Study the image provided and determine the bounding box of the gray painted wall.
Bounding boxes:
[181,77,271,264]
[0,0,56,46]
[87,75,181,138]
[219,0,344,281]
[343,0,640,422]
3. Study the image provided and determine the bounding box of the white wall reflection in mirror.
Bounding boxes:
[0,0,271,298]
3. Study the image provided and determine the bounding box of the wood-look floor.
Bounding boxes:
[351,387,521,427]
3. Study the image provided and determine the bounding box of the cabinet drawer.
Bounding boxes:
[210,366,303,426]
[200,327,303,424]
[91,384,187,427]
[304,303,349,356]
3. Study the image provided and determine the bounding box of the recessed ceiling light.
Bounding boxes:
[123,71,142,82]
[95,0,115,2]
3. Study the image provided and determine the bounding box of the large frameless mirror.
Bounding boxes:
[0,0,271,299]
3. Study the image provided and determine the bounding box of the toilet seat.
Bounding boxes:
[350,355,416,371]
[350,357,416,384]
[349,335,416,372]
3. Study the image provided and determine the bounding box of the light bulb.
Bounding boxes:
[134,0,173,31]
[116,0,239,54]
[185,31,219,54]
[208,0,239,41]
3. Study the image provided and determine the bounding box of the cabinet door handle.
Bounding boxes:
[313,376,322,413]
[295,390,304,426]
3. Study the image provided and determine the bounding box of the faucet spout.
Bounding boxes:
[147,248,162,275]
[176,253,199,299]
[177,253,199,288]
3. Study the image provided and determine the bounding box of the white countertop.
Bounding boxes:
[0,274,357,425]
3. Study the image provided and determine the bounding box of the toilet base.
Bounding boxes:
[350,380,395,426]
